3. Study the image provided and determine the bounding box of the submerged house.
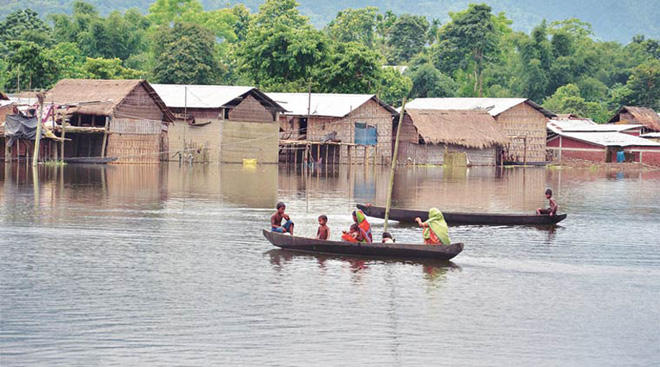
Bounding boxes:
[152,84,285,163]
[45,79,174,163]
[608,106,660,133]
[546,118,660,165]
[395,109,509,166]
[405,98,555,164]
[267,93,397,165]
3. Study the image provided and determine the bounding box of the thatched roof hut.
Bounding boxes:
[406,109,509,149]
[608,106,660,132]
[45,79,174,122]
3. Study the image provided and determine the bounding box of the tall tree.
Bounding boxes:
[238,0,328,90]
[326,7,379,47]
[152,22,220,84]
[435,4,498,96]
[624,59,660,109]
[386,14,429,64]
[317,41,382,94]
[407,63,457,98]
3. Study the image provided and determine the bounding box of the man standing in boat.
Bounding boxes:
[271,202,294,235]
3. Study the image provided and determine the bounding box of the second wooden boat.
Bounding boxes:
[263,230,463,261]
[357,204,567,226]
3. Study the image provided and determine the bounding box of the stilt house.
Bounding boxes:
[152,84,285,163]
[45,79,174,163]
[405,98,555,164]
[267,93,398,165]
[395,109,509,166]
[608,106,660,133]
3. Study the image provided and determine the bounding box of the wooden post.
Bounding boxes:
[364,146,368,166]
[60,122,66,162]
[101,116,110,158]
[317,143,320,165]
[347,145,351,166]
[4,138,9,162]
[32,93,44,167]
[523,136,527,166]
[324,145,328,171]
[384,98,407,233]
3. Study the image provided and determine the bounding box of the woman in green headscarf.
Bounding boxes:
[415,208,450,245]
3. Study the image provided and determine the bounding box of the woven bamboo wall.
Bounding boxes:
[228,94,275,122]
[167,119,222,163]
[397,142,497,165]
[494,103,548,163]
[306,99,394,164]
[220,120,279,163]
[114,84,164,121]
[107,118,163,164]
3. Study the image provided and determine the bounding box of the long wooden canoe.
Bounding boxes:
[357,204,567,226]
[262,230,463,261]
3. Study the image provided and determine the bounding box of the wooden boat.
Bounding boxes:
[63,157,118,164]
[262,230,463,261]
[356,204,567,226]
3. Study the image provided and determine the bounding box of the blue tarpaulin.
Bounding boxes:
[354,122,377,145]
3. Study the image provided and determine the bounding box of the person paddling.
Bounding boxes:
[415,208,451,245]
[271,202,294,235]
[352,210,373,243]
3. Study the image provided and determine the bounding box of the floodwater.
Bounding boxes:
[1,163,659,366]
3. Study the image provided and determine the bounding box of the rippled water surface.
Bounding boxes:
[1,163,659,366]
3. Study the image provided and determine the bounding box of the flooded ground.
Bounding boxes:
[1,163,659,366]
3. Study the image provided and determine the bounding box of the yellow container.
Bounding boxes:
[243,158,258,166]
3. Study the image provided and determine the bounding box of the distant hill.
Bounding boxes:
[1,0,658,43]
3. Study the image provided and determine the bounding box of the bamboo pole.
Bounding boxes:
[383,98,407,233]
[32,93,44,167]
[101,116,110,157]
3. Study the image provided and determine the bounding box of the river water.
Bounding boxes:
[1,163,659,366]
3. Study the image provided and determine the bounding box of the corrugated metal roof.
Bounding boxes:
[551,131,660,147]
[405,97,554,117]
[267,93,394,117]
[152,84,256,108]
[641,132,660,138]
[548,119,642,132]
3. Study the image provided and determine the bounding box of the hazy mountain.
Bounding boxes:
[2,0,658,43]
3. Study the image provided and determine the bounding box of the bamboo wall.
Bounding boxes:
[397,142,497,166]
[220,120,279,163]
[168,119,222,163]
[106,118,163,164]
[494,103,548,163]
[115,84,164,121]
[304,99,394,164]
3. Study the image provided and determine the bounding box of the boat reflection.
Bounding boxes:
[265,249,461,276]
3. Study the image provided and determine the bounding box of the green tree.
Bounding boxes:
[4,41,59,91]
[407,63,457,98]
[44,42,87,79]
[0,9,53,51]
[83,57,145,79]
[624,59,660,109]
[435,4,498,96]
[152,22,220,84]
[543,83,609,122]
[326,7,379,47]
[317,41,382,94]
[377,67,412,107]
[238,0,328,90]
[386,14,429,64]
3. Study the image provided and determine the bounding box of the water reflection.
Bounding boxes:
[2,162,660,366]
[265,249,460,280]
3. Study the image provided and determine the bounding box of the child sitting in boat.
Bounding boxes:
[317,215,329,240]
[271,202,294,235]
[536,188,558,216]
[341,224,360,243]
[415,208,451,245]
[382,232,395,243]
